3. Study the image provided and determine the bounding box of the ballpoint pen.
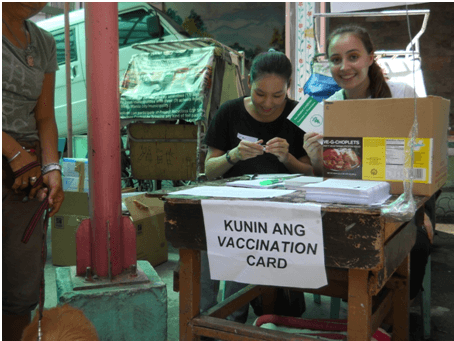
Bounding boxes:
[259,179,282,186]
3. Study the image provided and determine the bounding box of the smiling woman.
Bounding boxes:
[327,33,374,99]
[326,25,392,100]
[302,24,435,303]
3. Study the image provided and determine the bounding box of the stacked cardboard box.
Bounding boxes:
[323,96,450,196]
[62,158,89,192]
[52,190,168,267]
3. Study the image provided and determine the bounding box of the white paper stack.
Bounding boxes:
[303,179,392,205]
[284,176,324,189]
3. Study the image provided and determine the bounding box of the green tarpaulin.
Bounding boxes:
[120,46,215,122]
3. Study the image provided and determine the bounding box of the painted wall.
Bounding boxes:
[164,2,286,64]
[330,2,424,13]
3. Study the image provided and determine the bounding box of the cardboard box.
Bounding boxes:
[62,158,89,178]
[128,123,198,181]
[52,192,168,267]
[323,96,450,196]
[124,194,168,267]
[51,192,89,266]
[62,158,89,193]
[62,176,89,193]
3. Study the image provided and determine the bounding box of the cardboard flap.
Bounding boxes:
[324,96,450,138]
[75,161,86,192]
[123,194,165,221]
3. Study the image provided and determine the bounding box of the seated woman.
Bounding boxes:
[204,52,313,180]
[304,25,433,301]
[202,49,313,325]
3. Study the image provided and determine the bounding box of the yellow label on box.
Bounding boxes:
[362,137,432,183]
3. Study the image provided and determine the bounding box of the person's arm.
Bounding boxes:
[266,137,313,175]
[282,154,313,175]
[303,132,324,176]
[204,146,236,180]
[204,140,265,180]
[2,131,44,197]
[34,72,64,217]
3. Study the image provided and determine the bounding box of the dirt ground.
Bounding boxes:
[410,223,454,341]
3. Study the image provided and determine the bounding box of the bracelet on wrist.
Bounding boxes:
[225,150,237,165]
[7,151,21,163]
[42,163,62,175]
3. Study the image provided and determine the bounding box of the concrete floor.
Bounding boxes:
[42,221,454,341]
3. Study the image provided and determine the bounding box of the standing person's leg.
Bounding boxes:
[2,185,45,341]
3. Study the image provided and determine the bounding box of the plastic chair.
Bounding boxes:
[312,294,341,319]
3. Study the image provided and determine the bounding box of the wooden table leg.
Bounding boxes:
[392,255,410,341]
[347,269,372,341]
[179,249,201,341]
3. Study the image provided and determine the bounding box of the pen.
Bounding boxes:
[259,179,281,186]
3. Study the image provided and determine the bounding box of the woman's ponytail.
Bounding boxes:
[369,61,391,98]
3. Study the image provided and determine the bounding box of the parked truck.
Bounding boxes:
[37,2,191,138]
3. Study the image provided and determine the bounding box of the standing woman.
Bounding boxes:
[202,50,311,327]
[304,25,433,301]
[2,3,64,340]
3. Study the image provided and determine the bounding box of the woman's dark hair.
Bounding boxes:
[327,25,391,98]
[249,49,292,86]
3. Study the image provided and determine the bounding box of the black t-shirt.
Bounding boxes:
[204,97,307,178]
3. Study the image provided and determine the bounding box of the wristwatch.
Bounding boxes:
[225,150,237,165]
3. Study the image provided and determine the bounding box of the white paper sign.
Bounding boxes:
[201,200,327,289]
[287,94,324,136]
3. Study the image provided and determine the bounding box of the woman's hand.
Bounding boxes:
[9,151,44,198]
[303,132,324,176]
[235,139,265,161]
[303,132,323,162]
[43,170,64,217]
[265,137,289,163]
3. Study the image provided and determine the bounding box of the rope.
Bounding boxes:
[13,160,40,178]
[13,161,50,340]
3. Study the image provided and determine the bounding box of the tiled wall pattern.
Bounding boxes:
[294,2,316,102]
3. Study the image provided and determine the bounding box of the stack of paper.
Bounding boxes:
[284,176,324,189]
[303,179,392,205]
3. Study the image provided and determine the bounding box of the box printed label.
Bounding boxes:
[323,137,432,183]
[55,216,64,229]
[322,137,363,179]
[362,137,431,183]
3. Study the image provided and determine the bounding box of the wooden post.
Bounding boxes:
[179,249,201,341]
[392,255,410,341]
[347,269,372,340]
